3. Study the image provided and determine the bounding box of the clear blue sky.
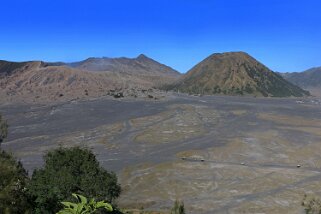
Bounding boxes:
[1,0,320,73]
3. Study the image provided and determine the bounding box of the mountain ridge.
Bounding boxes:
[0,55,181,103]
[281,66,321,88]
[66,54,180,76]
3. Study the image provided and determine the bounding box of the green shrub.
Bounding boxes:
[171,200,185,214]
[28,146,121,214]
[0,114,8,144]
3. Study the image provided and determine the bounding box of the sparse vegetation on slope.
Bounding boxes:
[167,52,309,97]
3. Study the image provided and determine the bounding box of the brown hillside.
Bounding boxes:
[0,55,181,103]
[168,52,309,97]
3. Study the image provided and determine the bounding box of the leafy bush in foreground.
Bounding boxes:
[57,193,113,214]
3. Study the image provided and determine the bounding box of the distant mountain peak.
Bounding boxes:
[166,51,309,97]
[136,54,150,60]
[63,54,181,78]
[214,51,248,55]
[206,51,253,61]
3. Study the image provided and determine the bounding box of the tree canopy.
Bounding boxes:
[0,150,32,214]
[27,146,121,214]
